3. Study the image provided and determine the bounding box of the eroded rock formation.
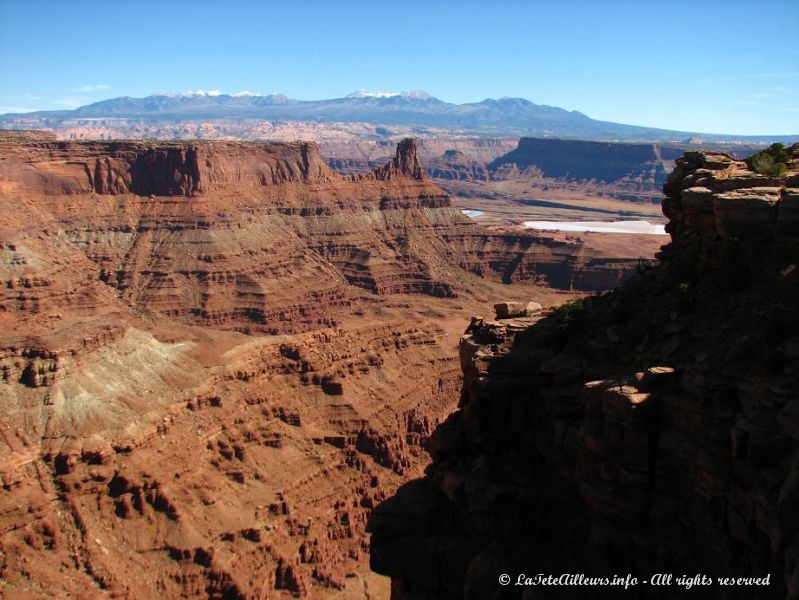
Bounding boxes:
[0,133,645,340]
[0,132,651,598]
[369,144,799,599]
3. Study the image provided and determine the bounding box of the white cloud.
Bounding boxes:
[0,105,36,114]
[52,97,89,108]
[74,84,111,92]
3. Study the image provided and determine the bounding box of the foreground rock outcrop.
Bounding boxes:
[369,144,799,598]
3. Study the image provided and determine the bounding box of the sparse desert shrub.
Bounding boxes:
[746,143,790,177]
[556,298,588,334]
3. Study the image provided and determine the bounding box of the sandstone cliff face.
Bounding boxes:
[491,137,683,185]
[425,150,492,182]
[369,144,799,599]
[324,137,688,207]
[0,137,334,197]
[0,134,642,344]
[366,138,425,181]
[486,137,683,204]
[0,134,645,598]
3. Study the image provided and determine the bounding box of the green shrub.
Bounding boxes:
[556,298,588,333]
[746,143,790,177]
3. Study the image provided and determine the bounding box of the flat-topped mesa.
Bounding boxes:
[124,140,334,195]
[0,131,653,346]
[0,134,459,340]
[490,137,684,184]
[661,142,799,263]
[0,138,336,196]
[0,135,446,201]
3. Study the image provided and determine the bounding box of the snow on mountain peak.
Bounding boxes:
[346,89,435,100]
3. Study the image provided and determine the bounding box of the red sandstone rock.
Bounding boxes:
[0,132,699,598]
[493,301,542,319]
[369,144,799,599]
[0,133,596,598]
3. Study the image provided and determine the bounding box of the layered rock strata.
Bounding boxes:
[491,137,683,186]
[326,137,692,208]
[0,134,645,344]
[0,133,648,598]
[369,144,799,599]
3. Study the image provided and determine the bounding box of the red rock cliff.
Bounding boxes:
[369,143,799,599]
[0,135,646,348]
[0,138,337,196]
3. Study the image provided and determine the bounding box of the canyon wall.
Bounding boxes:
[486,137,684,204]
[0,133,643,340]
[369,144,799,599]
[491,137,683,183]
[0,133,649,598]
[324,137,692,208]
[321,138,518,166]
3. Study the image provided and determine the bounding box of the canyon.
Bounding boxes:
[324,137,699,228]
[369,144,799,598]
[0,131,658,598]
[1,114,762,231]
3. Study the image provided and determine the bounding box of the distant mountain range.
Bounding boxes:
[1,90,796,143]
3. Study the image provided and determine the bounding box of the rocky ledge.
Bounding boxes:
[369,144,799,599]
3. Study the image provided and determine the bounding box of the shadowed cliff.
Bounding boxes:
[369,143,799,599]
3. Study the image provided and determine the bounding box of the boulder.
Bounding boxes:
[493,301,542,319]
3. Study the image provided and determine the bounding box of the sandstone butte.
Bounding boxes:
[0,130,657,598]
[369,144,799,599]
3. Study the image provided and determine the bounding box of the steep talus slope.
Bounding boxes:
[369,144,799,599]
[1,319,463,598]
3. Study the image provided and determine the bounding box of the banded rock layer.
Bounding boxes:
[369,144,799,599]
[0,134,644,343]
[0,133,648,598]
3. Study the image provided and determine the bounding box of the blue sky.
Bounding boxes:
[1,0,797,135]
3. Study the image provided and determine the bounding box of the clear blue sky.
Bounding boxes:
[1,0,797,135]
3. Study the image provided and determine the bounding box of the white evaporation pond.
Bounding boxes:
[522,220,667,235]
[461,209,484,218]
